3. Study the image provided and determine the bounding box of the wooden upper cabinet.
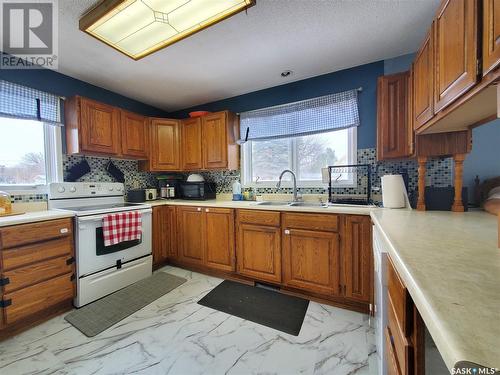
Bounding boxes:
[204,208,235,272]
[377,71,413,160]
[413,26,434,130]
[343,215,372,304]
[434,0,478,113]
[120,110,148,159]
[177,206,204,265]
[147,118,181,171]
[182,117,203,170]
[483,0,500,75]
[202,111,239,170]
[65,96,121,156]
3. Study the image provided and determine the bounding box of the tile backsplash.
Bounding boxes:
[199,148,453,201]
[10,148,453,205]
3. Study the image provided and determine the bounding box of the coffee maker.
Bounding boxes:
[157,175,182,199]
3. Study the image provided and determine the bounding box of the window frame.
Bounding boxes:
[0,119,63,194]
[241,127,357,188]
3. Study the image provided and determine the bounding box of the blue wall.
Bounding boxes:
[463,120,500,199]
[0,68,168,117]
[171,61,385,150]
[384,53,415,75]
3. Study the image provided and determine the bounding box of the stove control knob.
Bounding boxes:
[116,186,122,192]
[57,186,65,193]
[70,186,77,193]
[108,187,114,191]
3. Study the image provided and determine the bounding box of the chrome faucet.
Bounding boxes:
[276,169,300,202]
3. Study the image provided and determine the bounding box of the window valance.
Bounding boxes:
[0,80,63,126]
[239,88,360,142]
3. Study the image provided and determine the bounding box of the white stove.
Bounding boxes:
[48,182,153,307]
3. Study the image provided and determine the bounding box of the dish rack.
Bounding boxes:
[327,164,372,205]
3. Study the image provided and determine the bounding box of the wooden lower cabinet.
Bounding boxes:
[386,255,425,375]
[0,218,75,335]
[176,206,235,271]
[177,206,205,266]
[343,215,372,303]
[204,208,235,272]
[236,223,282,283]
[152,206,177,268]
[282,228,340,295]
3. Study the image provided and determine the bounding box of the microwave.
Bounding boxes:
[180,182,217,200]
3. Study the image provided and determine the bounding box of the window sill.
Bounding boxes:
[0,185,48,195]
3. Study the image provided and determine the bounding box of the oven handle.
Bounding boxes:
[77,208,152,223]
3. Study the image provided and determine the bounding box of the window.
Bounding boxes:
[0,80,63,192]
[0,117,62,191]
[242,127,357,187]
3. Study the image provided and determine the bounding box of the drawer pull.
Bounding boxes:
[205,208,209,212]
[197,208,201,211]
[0,298,12,308]
[60,228,69,234]
[0,277,10,287]
[284,229,290,235]
[70,274,76,281]
[66,257,75,265]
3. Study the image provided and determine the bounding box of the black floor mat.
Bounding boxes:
[198,280,309,336]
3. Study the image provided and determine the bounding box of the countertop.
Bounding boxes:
[0,210,75,228]
[371,209,500,371]
[145,198,376,215]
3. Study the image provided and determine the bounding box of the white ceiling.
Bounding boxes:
[57,0,440,112]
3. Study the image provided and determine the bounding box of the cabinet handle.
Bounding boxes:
[60,228,69,234]
[197,207,201,211]
[205,208,209,213]
[284,229,290,235]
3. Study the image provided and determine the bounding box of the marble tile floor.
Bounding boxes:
[0,266,377,375]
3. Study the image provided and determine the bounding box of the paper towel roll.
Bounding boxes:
[381,174,407,208]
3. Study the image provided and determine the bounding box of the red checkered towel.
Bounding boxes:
[102,211,142,247]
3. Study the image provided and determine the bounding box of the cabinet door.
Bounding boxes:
[282,228,340,296]
[483,0,500,75]
[236,223,281,283]
[204,208,235,272]
[177,206,204,265]
[202,112,228,169]
[377,72,412,160]
[1,273,73,325]
[434,0,478,112]
[121,110,148,159]
[166,206,178,259]
[413,26,434,130]
[152,206,168,268]
[343,215,372,303]
[151,119,181,171]
[80,97,120,155]
[182,117,203,170]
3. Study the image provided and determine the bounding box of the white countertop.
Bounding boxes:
[0,210,75,228]
[145,199,375,215]
[371,209,500,371]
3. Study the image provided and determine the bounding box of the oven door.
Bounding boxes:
[75,208,152,277]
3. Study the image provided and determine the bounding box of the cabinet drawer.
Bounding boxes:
[237,209,280,227]
[1,237,73,271]
[385,326,403,375]
[387,256,412,335]
[282,212,338,232]
[388,293,413,374]
[0,218,73,249]
[2,256,73,294]
[2,272,74,325]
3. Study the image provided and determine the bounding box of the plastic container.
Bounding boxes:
[232,180,243,201]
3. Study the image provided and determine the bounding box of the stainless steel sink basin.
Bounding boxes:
[253,201,328,208]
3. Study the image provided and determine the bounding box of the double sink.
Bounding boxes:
[252,200,328,208]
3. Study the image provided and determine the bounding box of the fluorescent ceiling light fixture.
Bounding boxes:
[80,0,255,60]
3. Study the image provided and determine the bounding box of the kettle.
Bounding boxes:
[0,190,12,216]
